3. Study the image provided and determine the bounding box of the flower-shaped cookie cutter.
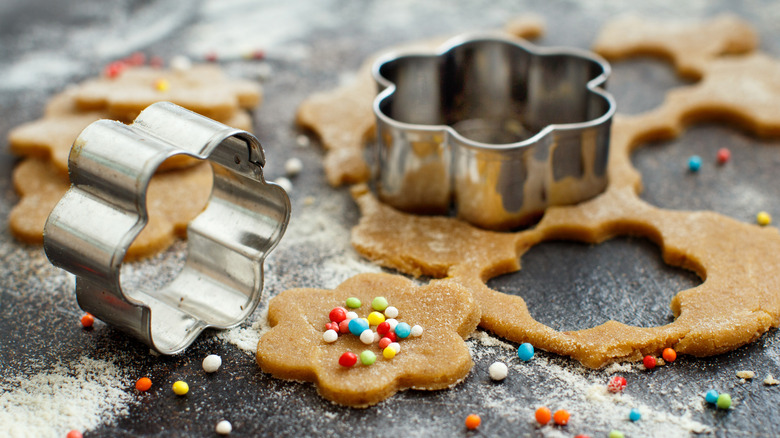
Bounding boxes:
[43,102,291,354]
[373,33,616,230]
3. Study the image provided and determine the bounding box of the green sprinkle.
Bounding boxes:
[717,393,732,409]
[360,350,376,366]
[372,296,389,311]
[608,431,624,438]
[345,297,361,309]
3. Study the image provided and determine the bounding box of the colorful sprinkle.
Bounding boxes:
[662,347,677,362]
[149,56,164,68]
[716,393,732,409]
[517,343,534,361]
[608,376,627,393]
[205,51,218,62]
[360,350,377,366]
[488,362,508,381]
[553,409,570,426]
[629,408,641,422]
[345,297,361,308]
[384,306,399,318]
[395,322,411,339]
[348,318,369,336]
[215,419,232,435]
[716,147,731,164]
[154,78,169,92]
[388,342,401,354]
[688,155,702,172]
[377,321,391,336]
[346,311,358,320]
[251,49,266,60]
[608,430,624,438]
[339,351,358,367]
[574,435,592,438]
[367,311,385,326]
[323,329,338,343]
[465,414,481,430]
[378,337,393,350]
[385,318,398,330]
[643,355,657,370]
[126,52,146,66]
[757,211,772,226]
[383,346,396,359]
[170,55,192,72]
[329,307,347,323]
[66,431,83,438]
[172,380,189,396]
[411,325,423,337]
[325,322,339,332]
[705,389,720,404]
[135,377,152,392]
[372,296,389,311]
[202,354,222,373]
[384,331,397,342]
[338,319,350,334]
[535,406,551,425]
[103,61,126,78]
[359,329,374,344]
[80,313,94,328]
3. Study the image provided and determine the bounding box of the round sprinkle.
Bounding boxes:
[367,311,385,326]
[465,414,481,430]
[359,329,374,344]
[172,380,189,396]
[360,350,377,366]
[378,337,393,350]
[517,343,534,361]
[574,435,592,438]
[388,342,401,354]
[204,51,218,62]
[757,211,772,226]
[553,409,570,426]
[384,306,399,318]
[411,325,423,337]
[688,155,702,172]
[323,329,338,343]
[662,347,677,362]
[608,431,624,438]
[395,322,412,339]
[154,78,169,92]
[325,322,339,332]
[80,313,94,328]
[383,346,396,359]
[66,431,83,438]
[384,331,397,342]
[329,307,347,323]
[170,55,192,71]
[716,393,732,409]
[284,157,303,176]
[488,362,508,381]
[345,297,361,309]
[535,406,551,425]
[373,332,381,343]
[338,319,350,334]
[339,351,358,367]
[716,147,731,164]
[377,321,391,336]
[705,389,719,404]
[348,318,369,336]
[135,377,152,392]
[202,354,222,373]
[274,177,293,193]
[643,355,657,370]
[629,408,641,422]
[608,375,627,393]
[346,311,358,320]
[215,419,232,435]
[385,318,398,330]
[372,296,389,311]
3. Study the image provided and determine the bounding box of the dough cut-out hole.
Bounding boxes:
[486,236,701,331]
[609,59,695,115]
[632,123,780,224]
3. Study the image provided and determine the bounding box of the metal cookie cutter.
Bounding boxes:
[43,102,291,354]
[373,33,616,230]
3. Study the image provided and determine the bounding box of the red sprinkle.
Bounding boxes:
[339,351,358,367]
[608,376,627,393]
[716,148,731,165]
[377,321,390,336]
[103,61,126,78]
[80,313,94,328]
[251,49,266,60]
[125,52,146,66]
[574,435,592,438]
[385,331,397,342]
[329,307,347,323]
[378,337,392,350]
[643,355,657,370]
[204,51,218,62]
[662,347,677,363]
[66,431,83,438]
[338,319,350,334]
[149,56,164,68]
[325,322,339,333]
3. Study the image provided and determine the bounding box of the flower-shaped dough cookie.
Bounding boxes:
[256,273,481,407]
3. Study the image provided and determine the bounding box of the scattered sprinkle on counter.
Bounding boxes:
[608,430,624,438]
[574,435,592,438]
[688,155,702,172]
[608,376,627,393]
[172,380,189,396]
[757,211,772,226]
[339,352,358,367]
[345,297,361,309]
[716,393,732,409]
[705,389,719,404]
[488,362,508,381]
[284,157,303,176]
[215,419,232,435]
[517,343,534,361]
[629,408,641,422]
[662,347,677,362]
[716,147,731,164]
[202,354,222,373]
[372,296,389,311]
[643,355,657,370]
[465,414,481,430]
[135,377,152,392]
[552,409,569,426]
[66,430,83,438]
[535,406,551,425]
[80,313,94,328]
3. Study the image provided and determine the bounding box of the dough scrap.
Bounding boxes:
[256,272,481,407]
[296,16,545,186]
[341,17,780,368]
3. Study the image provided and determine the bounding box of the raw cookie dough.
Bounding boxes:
[296,16,545,186]
[257,273,481,407]
[338,16,780,368]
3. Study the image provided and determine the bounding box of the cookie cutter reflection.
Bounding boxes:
[43,102,291,354]
[372,33,616,230]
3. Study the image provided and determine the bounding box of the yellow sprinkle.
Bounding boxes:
[383,346,396,359]
[757,211,772,226]
[367,311,385,326]
[172,380,189,396]
[155,78,170,92]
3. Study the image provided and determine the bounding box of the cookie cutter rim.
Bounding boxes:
[43,101,291,354]
[372,32,617,229]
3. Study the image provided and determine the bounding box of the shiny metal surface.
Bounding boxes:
[373,34,616,230]
[42,102,291,354]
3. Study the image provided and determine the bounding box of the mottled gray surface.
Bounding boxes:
[1,1,780,437]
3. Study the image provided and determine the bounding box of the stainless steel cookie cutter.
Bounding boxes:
[372,33,616,230]
[43,102,291,354]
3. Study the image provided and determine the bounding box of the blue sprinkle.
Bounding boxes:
[688,155,702,172]
[705,389,719,404]
[395,322,411,339]
[348,318,369,336]
[517,343,534,361]
[629,408,641,422]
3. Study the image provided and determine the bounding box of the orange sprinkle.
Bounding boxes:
[553,409,570,426]
[662,348,677,362]
[465,414,481,430]
[135,377,152,392]
[80,313,94,328]
[535,406,551,425]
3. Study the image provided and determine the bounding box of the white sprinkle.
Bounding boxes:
[386,318,398,330]
[275,177,293,193]
[388,342,401,354]
[360,329,374,344]
[489,362,508,381]
[202,354,222,373]
[296,134,311,147]
[346,311,358,320]
[215,419,232,435]
[323,329,338,343]
[284,157,303,176]
[373,332,381,343]
[384,306,398,318]
[736,370,755,380]
[255,62,273,80]
[410,324,423,337]
[170,55,192,72]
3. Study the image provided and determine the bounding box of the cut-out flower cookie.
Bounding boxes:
[256,272,481,407]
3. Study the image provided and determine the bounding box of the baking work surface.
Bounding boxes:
[1,1,780,437]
